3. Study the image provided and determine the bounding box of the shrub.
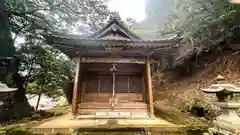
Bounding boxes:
[183,98,220,120]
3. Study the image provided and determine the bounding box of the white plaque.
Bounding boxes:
[119,112,131,117]
[96,112,107,117]
[109,112,119,117]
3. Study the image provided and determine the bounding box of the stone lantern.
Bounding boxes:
[202,75,240,135]
[0,82,17,120]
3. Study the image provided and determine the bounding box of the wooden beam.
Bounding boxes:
[72,57,80,115]
[146,57,154,118]
[81,57,146,64]
[83,48,147,54]
[87,67,141,73]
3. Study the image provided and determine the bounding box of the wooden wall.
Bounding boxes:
[78,63,146,103]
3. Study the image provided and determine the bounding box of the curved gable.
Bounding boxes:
[89,15,141,40]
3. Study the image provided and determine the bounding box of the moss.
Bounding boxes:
[154,108,205,125]
[183,98,220,120]
[0,106,69,135]
[0,126,32,135]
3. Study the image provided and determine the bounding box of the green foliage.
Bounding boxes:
[19,40,73,96]
[165,0,240,52]
[2,0,111,119]
[125,18,137,30]
[0,126,29,135]
[184,99,221,120]
[31,109,64,120]
[4,0,111,97]
[6,0,110,35]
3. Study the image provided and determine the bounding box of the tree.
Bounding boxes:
[6,0,110,36]
[165,0,240,53]
[18,39,73,110]
[0,0,34,119]
[141,0,173,32]
[1,0,110,117]
[125,18,137,30]
[0,0,15,57]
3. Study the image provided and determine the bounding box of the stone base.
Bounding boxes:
[204,118,240,135]
[216,116,240,128]
[213,119,240,133]
[208,127,239,135]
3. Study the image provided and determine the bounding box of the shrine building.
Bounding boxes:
[44,15,182,119]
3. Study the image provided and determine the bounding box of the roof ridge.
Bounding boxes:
[88,13,141,40]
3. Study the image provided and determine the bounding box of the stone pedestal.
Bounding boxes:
[208,102,240,135]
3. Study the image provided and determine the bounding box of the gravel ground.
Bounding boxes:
[26,94,57,110]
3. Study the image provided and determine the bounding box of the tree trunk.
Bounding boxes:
[0,0,15,57]
[12,73,34,118]
[35,87,43,111]
[64,81,73,104]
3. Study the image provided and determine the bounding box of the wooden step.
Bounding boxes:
[76,111,149,119]
[78,102,148,109]
[78,108,149,113]
[75,114,150,119]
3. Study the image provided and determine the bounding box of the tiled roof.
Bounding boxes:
[43,15,183,59]
[44,31,182,45]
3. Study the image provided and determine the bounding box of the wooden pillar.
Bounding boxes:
[78,70,83,102]
[141,71,146,103]
[146,57,154,118]
[72,57,80,115]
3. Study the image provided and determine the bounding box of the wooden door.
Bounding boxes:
[83,74,112,102]
[115,74,143,102]
[83,73,143,102]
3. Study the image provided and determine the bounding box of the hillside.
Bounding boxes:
[153,50,240,113]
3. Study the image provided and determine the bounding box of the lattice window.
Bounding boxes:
[129,75,141,93]
[116,75,129,93]
[86,75,98,93]
[85,73,142,93]
[99,75,112,93]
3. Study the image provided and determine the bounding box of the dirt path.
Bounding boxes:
[34,113,174,129]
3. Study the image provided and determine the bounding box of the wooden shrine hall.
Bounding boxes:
[44,15,182,119]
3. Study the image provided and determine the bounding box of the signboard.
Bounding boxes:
[105,47,123,53]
